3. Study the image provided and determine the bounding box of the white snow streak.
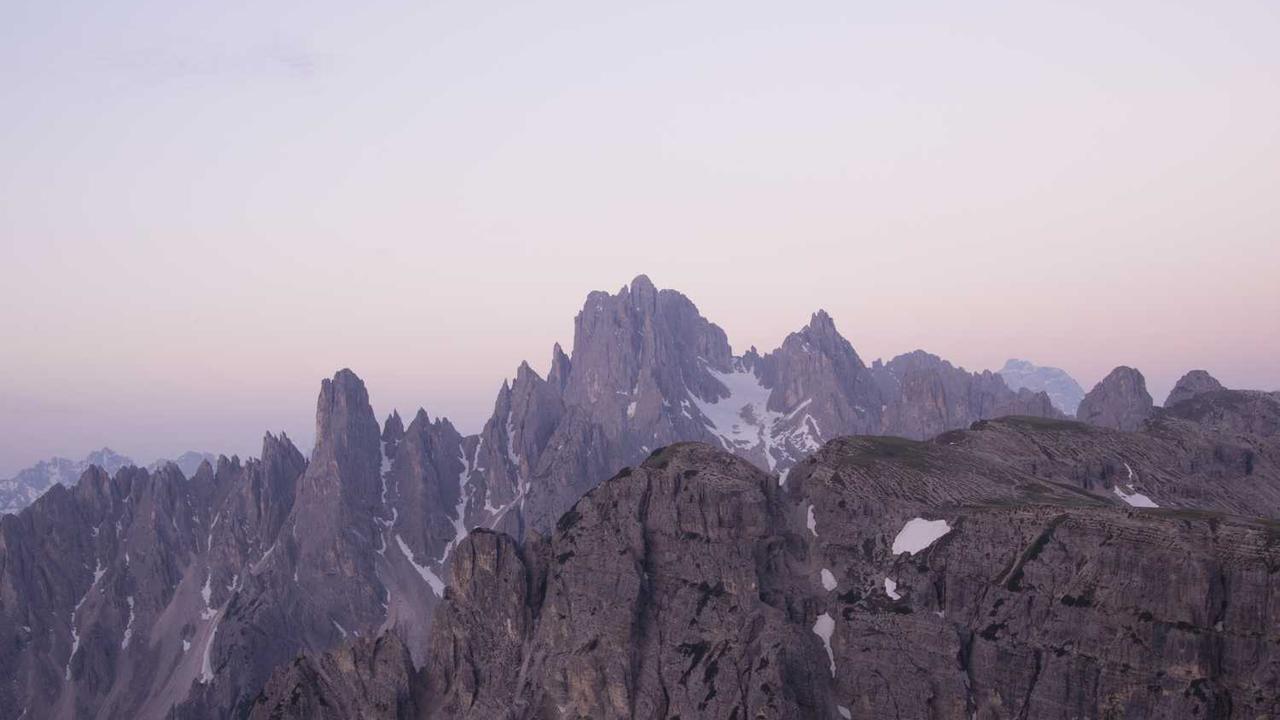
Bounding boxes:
[806,505,817,536]
[66,559,105,680]
[200,615,220,684]
[396,534,444,596]
[505,411,521,470]
[121,596,135,649]
[1114,462,1158,507]
[200,571,215,620]
[206,513,219,551]
[440,446,474,564]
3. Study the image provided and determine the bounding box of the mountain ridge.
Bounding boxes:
[4,275,1272,719]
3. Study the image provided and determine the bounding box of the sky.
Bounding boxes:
[2,0,1278,475]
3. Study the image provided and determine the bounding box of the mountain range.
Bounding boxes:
[0,448,133,516]
[1,450,217,516]
[2,275,1276,720]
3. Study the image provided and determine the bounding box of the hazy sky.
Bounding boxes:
[2,0,1278,475]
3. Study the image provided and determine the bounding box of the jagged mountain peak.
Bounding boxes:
[548,342,571,391]
[805,307,837,333]
[0,279,1106,718]
[617,273,658,307]
[1,447,139,515]
[628,272,656,292]
[1165,369,1225,407]
[84,447,131,467]
[314,369,379,458]
[1078,365,1154,431]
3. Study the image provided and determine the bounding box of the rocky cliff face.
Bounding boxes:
[0,277,1105,719]
[1077,366,1155,431]
[0,433,307,720]
[0,369,475,720]
[257,394,1280,718]
[998,358,1087,416]
[1165,369,1226,407]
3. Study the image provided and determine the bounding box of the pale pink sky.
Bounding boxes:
[1,1,1278,475]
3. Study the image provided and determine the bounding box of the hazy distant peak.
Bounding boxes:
[998,358,1086,416]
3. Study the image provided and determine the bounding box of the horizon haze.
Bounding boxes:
[3,0,1279,475]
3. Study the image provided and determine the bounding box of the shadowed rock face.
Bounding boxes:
[0,368,471,720]
[0,436,307,720]
[255,407,1280,719]
[248,633,421,720]
[1077,366,1155,431]
[1165,369,1226,407]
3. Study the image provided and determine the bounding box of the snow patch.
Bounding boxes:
[505,411,521,469]
[813,612,836,676]
[820,568,837,591]
[200,615,220,684]
[838,707,852,720]
[690,360,786,470]
[440,446,474,565]
[806,504,817,536]
[884,577,901,600]
[892,518,952,555]
[200,571,215,620]
[206,513,219,551]
[1113,485,1158,508]
[332,619,348,638]
[1114,462,1158,507]
[66,559,105,679]
[396,534,444,597]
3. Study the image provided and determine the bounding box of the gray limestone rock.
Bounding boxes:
[258,413,1280,719]
[872,351,1063,440]
[1165,369,1226,407]
[1077,366,1154,431]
